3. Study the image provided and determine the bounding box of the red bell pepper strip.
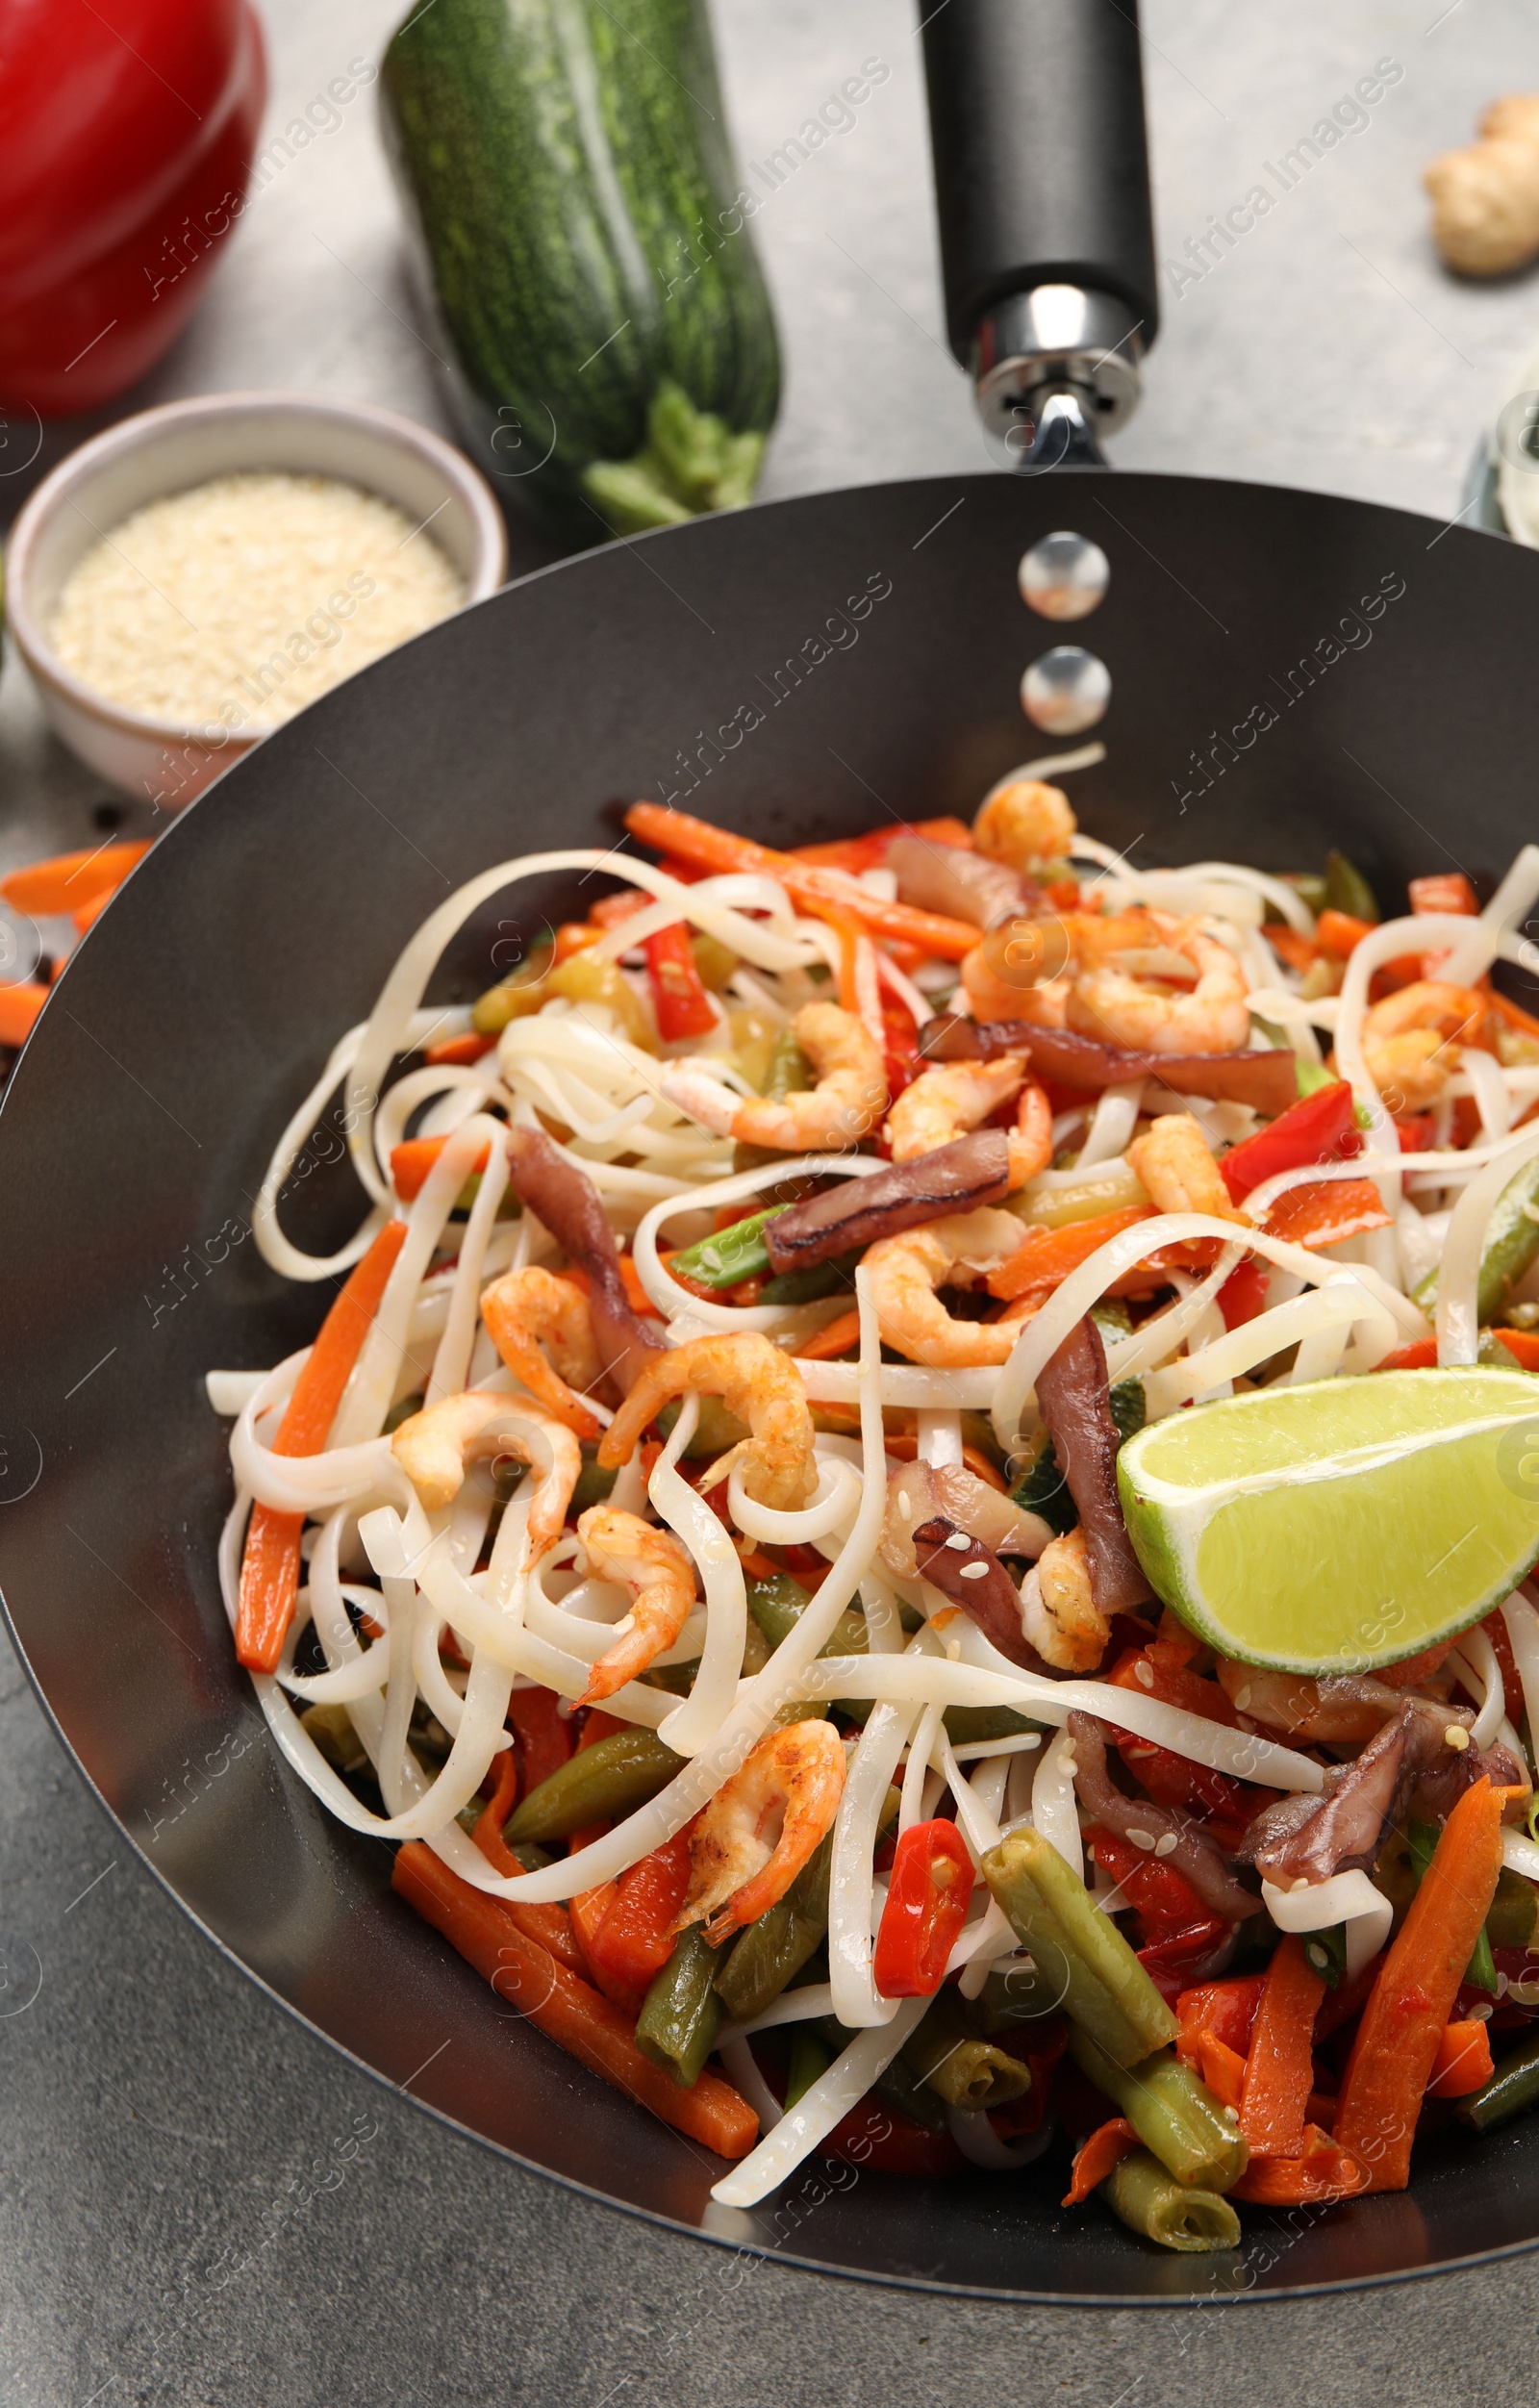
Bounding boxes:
[0,0,266,415]
[236,1219,407,1672]
[1216,1254,1269,1331]
[1375,1337,1439,1372]
[506,1686,572,1797]
[1106,1644,1240,1728]
[1084,1827,1223,1949]
[1261,1176,1392,1250]
[872,1818,974,1996]
[1110,1731,1260,1851]
[1177,1975,1266,2060]
[643,923,718,1041]
[584,1827,695,2003]
[1315,908,1376,959]
[824,2098,968,2176]
[1409,874,1476,917]
[1220,1077,1358,1204]
[1063,2117,1140,2205]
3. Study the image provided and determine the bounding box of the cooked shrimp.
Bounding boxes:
[863,1207,1027,1367]
[1068,918,1249,1055]
[1361,979,1487,1110]
[662,1000,887,1152]
[885,1056,1053,1191]
[974,776,1077,869]
[391,1393,580,1554]
[958,907,1162,1027]
[481,1266,603,1440]
[877,1458,1050,1584]
[1127,1112,1241,1221]
[1020,1525,1109,1673]
[596,1331,817,1508]
[573,1506,695,1705]
[676,1717,846,1942]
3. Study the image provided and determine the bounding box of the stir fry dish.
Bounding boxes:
[212,758,1539,2250]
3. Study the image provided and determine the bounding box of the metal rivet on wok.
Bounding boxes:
[1018,530,1110,621]
[1021,645,1110,735]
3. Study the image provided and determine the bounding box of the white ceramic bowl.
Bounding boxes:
[6,391,508,805]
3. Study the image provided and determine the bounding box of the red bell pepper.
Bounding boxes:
[583,1827,694,2002]
[1084,1826,1226,1997]
[1177,1974,1267,2060]
[1409,874,1476,918]
[643,923,718,1041]
[872,1818,973,1997]
[0,0,268,416]
[1219,1077,1359,1204]
[1216,1254,1268,1331]
[882,994,921,1102]
[506,1685,571,1798]
[1110,1730,1260,1852]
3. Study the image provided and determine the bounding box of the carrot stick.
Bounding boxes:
[1375,1336,1438,1372]
[0,839,151,916]
[392,1841,759,2156]
[1063,2117,1140,2206]
[790,816,974,871]
[0,981,49,1047]
[1259,1178,1392,1250]
[793,1307,863,1361]
[1493,988,1539,1044]
[424,1031,496,1067]
[986,1206,1153,1302]
[236,1220,408,1672]
[624,800,982,961]
[1230,2123,1368,2204]
[1426,2017,1495,2099]
[391,1134,490,1201]
[1240,1934,1325,2157]
[1334,1775,1503,2193]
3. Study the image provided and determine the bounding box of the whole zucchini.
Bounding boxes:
[380,0,781,548]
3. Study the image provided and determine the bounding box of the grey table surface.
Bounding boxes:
[5,2,1539,2400]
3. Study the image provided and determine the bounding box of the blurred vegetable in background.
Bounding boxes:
[0,0,266,417]
[380,0,781,548]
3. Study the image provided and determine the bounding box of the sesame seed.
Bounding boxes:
[959,1561,988,1580]
[1126,1828,1157,1850]
[1152,1833,1178,1858]
[1235,1686,1252,1711]
[896,1489,913,1519]
[944,1531,971,1552]
[1445,1725,1470,1751]
[1134,1660,1154,1689]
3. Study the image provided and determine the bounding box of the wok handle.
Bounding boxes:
[921,0,1159,460]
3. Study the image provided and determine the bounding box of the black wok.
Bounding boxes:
[2,5,1538,2311]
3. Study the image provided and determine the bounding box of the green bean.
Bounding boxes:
[1466,1922,1500,1994]
[1489,1866,1539,1950]
[569,1444,618,1514]
[973,1957,1072,2035]
[1009,1430,1077,1535]
[1301,1925,1348,1988]
[656,1395,752,1457]
[504,1728,684,1844]
[1102,2150,1242,2253]
[746,1573,871,1720]
[1459,2028,1539,2132]
[734,1030,812,1173]
[810,2015,948,2130]
[1069,2027,1249,2193]
[636,1926,725,2087]
[1414,1156,1539,1323]
[759,1247,863,1307]
[714,1786,900,2022]
[982,1828,1179,2067]
[300,1701,367,1775]
[1324,849,1378,923]
[902,1988,1031,2111]
[667,1205,788,1290]
[785,2027,833,2110]
[715,1831,834,2022]
[942,1706,1039,1746]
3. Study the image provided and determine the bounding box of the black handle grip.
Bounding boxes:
[921,0,1159,366]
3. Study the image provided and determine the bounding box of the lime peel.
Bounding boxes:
[1116,1368,1539,1675]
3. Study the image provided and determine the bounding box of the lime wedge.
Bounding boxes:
[1117,1368,1539,1673]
